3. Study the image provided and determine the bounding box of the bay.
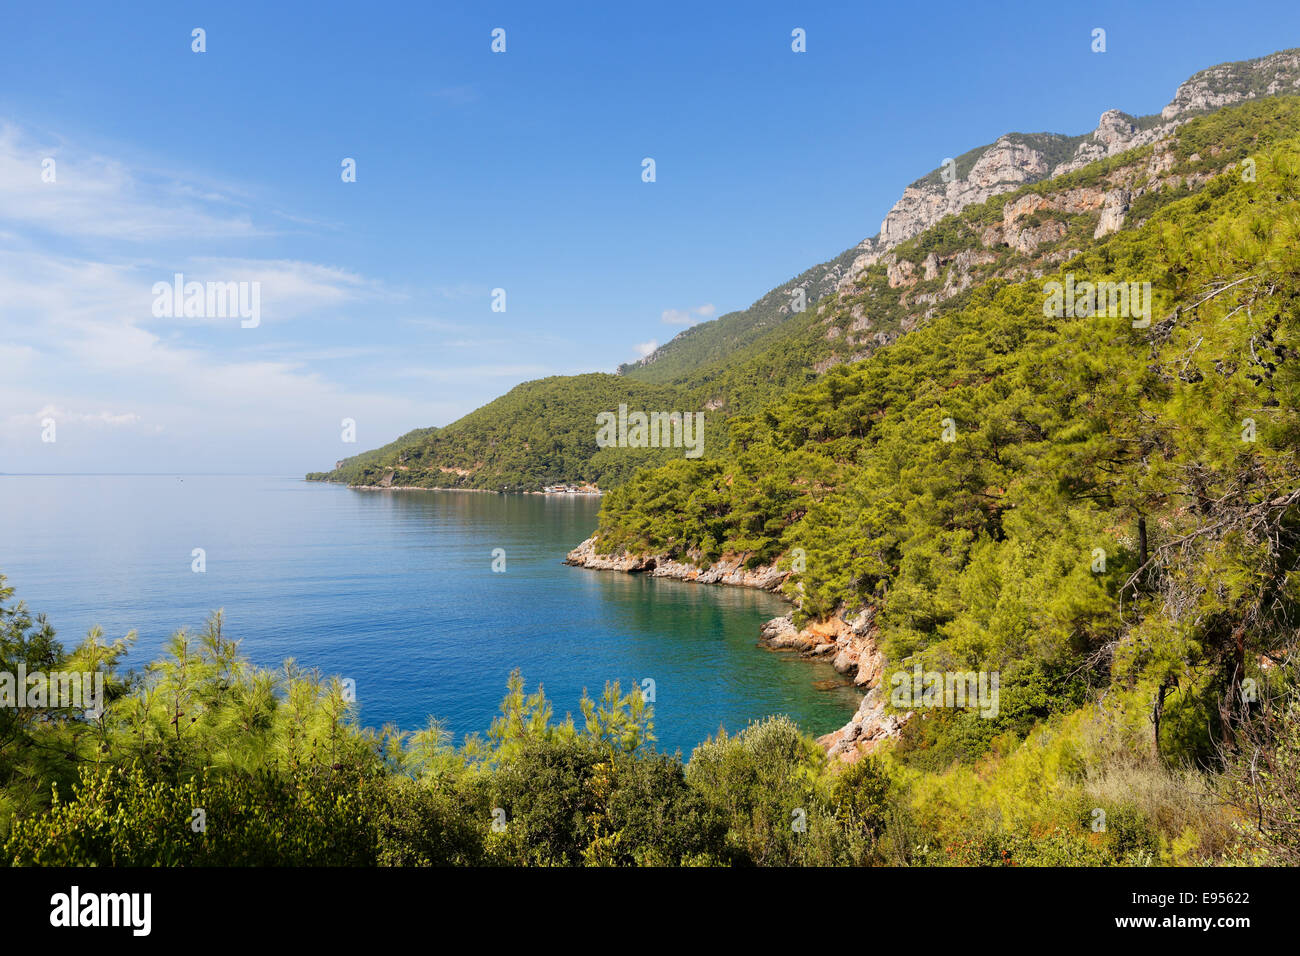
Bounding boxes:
[0,474,861,756]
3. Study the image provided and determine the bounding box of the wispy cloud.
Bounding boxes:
[0,116,544,472]
[0,124,264,242]
[0,343,38,367]
[179,257,394,322]
[7,404,142,428]
[402,317,472,332]
[394,364,552,383]
[0,246,391,329]
[661,303,715,326]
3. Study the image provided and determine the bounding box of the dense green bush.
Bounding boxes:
[6,763,386,866]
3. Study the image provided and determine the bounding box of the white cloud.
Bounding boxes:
[633,340,658,358]
[0,250,386,348]
[0,238,424,472]
[6,404,142,428]
[394,364,552,383]
[661,303,716,326]
[0,118,529,473]
[172,257,391,323]
[0,123,263,243]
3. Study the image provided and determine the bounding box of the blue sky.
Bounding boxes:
[1,0,1297,473]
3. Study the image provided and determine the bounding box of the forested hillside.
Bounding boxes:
[588,109,1300,845]
[313,95,1300,492]
[315,426,440,482]
[616,246,861,384]
[309,374,689,489]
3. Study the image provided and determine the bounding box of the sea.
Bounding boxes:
[0,474,861,756]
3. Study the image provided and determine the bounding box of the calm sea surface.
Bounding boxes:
[0,475,860,756]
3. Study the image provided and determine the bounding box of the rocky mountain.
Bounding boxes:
[312,47,1300,493]
[1161,46,1300,118]
[625,48,1300,384]
[822,47,1300,300]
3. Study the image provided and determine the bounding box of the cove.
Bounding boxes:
[0,474,862,756]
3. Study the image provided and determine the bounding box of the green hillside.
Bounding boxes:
[589,106,1300,855]
[309,426,440,483]
[311,96,1300,498]
[310,374,691,491]
[617,245,860,385]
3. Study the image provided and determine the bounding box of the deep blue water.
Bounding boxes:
[0,475,860,756]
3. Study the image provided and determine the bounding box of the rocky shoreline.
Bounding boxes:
[565,535,908,762]
[349,484,498,493]
[329,481,601,496]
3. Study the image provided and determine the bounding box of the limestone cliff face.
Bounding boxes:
[1160,48,1300,120]
[857,115,1155,277]
[878,136,1052,251]
[836,47,1300,295]
[1049,110,1165,178]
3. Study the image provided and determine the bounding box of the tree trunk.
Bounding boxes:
[1137,515,1149,585]
[1152,680,1170,761]
[1223,623,1247,746]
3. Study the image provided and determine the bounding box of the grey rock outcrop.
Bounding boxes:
[1160,48,1300,120]
[835,47,1300,296]
[878,136,1051,250]
[565,536,788,590]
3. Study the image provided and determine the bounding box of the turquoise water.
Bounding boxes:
[0,475,860,756]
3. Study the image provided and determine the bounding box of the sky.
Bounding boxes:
[1,0,1297,474]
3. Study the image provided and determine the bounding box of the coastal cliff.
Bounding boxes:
[565,535,906,761]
